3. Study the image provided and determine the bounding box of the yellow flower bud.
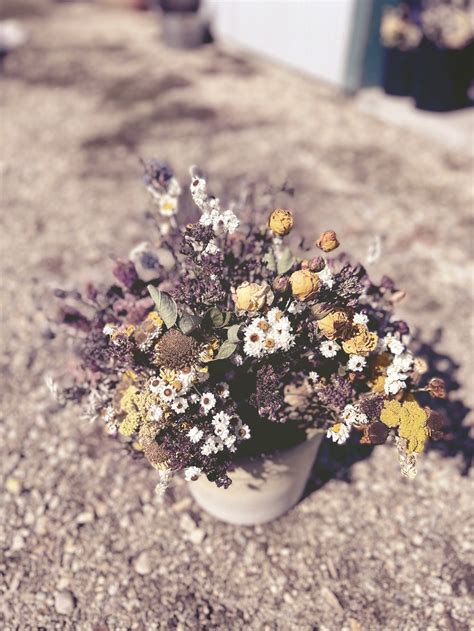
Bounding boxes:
[316,230,339,252]
[233,281,274,313]
[268,208,294,237]
[289,269,320,301]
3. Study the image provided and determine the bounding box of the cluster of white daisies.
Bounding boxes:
[243,307,295,358]
[380,333,414,396]
[184,391,251,482]
[190,173,240,236]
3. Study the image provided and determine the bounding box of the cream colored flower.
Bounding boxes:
[289,269,320,301]
[233,281,274,313]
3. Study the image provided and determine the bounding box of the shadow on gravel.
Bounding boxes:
[103,73,192,105]
[304,327,472,497]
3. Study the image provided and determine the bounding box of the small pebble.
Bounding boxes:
[133,552,151,576]
[54,590,76,615]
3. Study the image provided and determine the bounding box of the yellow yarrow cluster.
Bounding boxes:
[380,399,429,453]
[118,385,161,437]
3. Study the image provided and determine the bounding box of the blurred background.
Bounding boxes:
[1,0,473,629]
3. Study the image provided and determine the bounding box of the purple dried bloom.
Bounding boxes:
[251,365,284,421]
[318,375,353,412]
[112,259,139,290]
[85,283,99,302]
[359,396,385,423]
[392,320,410,335]
[59,305,90,332]
[380,275,395,291]
[143,159,173,190]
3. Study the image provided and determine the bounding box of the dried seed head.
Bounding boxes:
[427,377,447,399]
[154,329,199,371]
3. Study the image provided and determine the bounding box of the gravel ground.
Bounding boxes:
[1,2,473,629]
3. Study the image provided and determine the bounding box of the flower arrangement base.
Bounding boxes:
[382,47,414,97]
[413,38,473,112]
[188,433,324,525]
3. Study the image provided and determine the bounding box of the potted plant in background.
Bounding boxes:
[414,1,473,111]
[380,4,422,97]
[156,0,209,49]
[47,162,446,525]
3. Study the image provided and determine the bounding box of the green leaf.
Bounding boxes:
[276,247,294,274]
[227,324,241,343]
[178,312,202,335]
[208,307,231,328]
[147,285,178,329]
[263,250,277,272]
[213,340,237,361]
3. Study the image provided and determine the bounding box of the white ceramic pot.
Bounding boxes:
[188,432,324,525]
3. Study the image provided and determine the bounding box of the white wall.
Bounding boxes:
[205,0,357,87]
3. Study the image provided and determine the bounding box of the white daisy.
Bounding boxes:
[238,424,251,440]
[224,434,237,451]
[327,422,350,445]
[229,415,243,434]
[201,436,224,455]
[184,466,202,482]
[308,371,319,384]
[200,441,213,456]
[189,393,200,404]
[320,340,341,358]
[353,313,369,325]
[158,193,179,218]
[243,324,265,358]
[171,397,189,414]
[212,411,231,438]
[347,354,367,372]
[200,392,216,414]
[157,382,177,403]
[215,382,230,399]
[267,307,283,324]
[149,378,164,394]
[274,329,295,352]
[188,426,204,443]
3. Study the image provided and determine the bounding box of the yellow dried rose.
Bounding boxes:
[268,208,294,236]
[289,269,320,301]
[342,324,378,356]
[380,399,429,453]
[316,230,339,252]
[233,281,274,312]
[317,310,351,340]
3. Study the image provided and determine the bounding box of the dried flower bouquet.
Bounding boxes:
[49,162,446,494]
